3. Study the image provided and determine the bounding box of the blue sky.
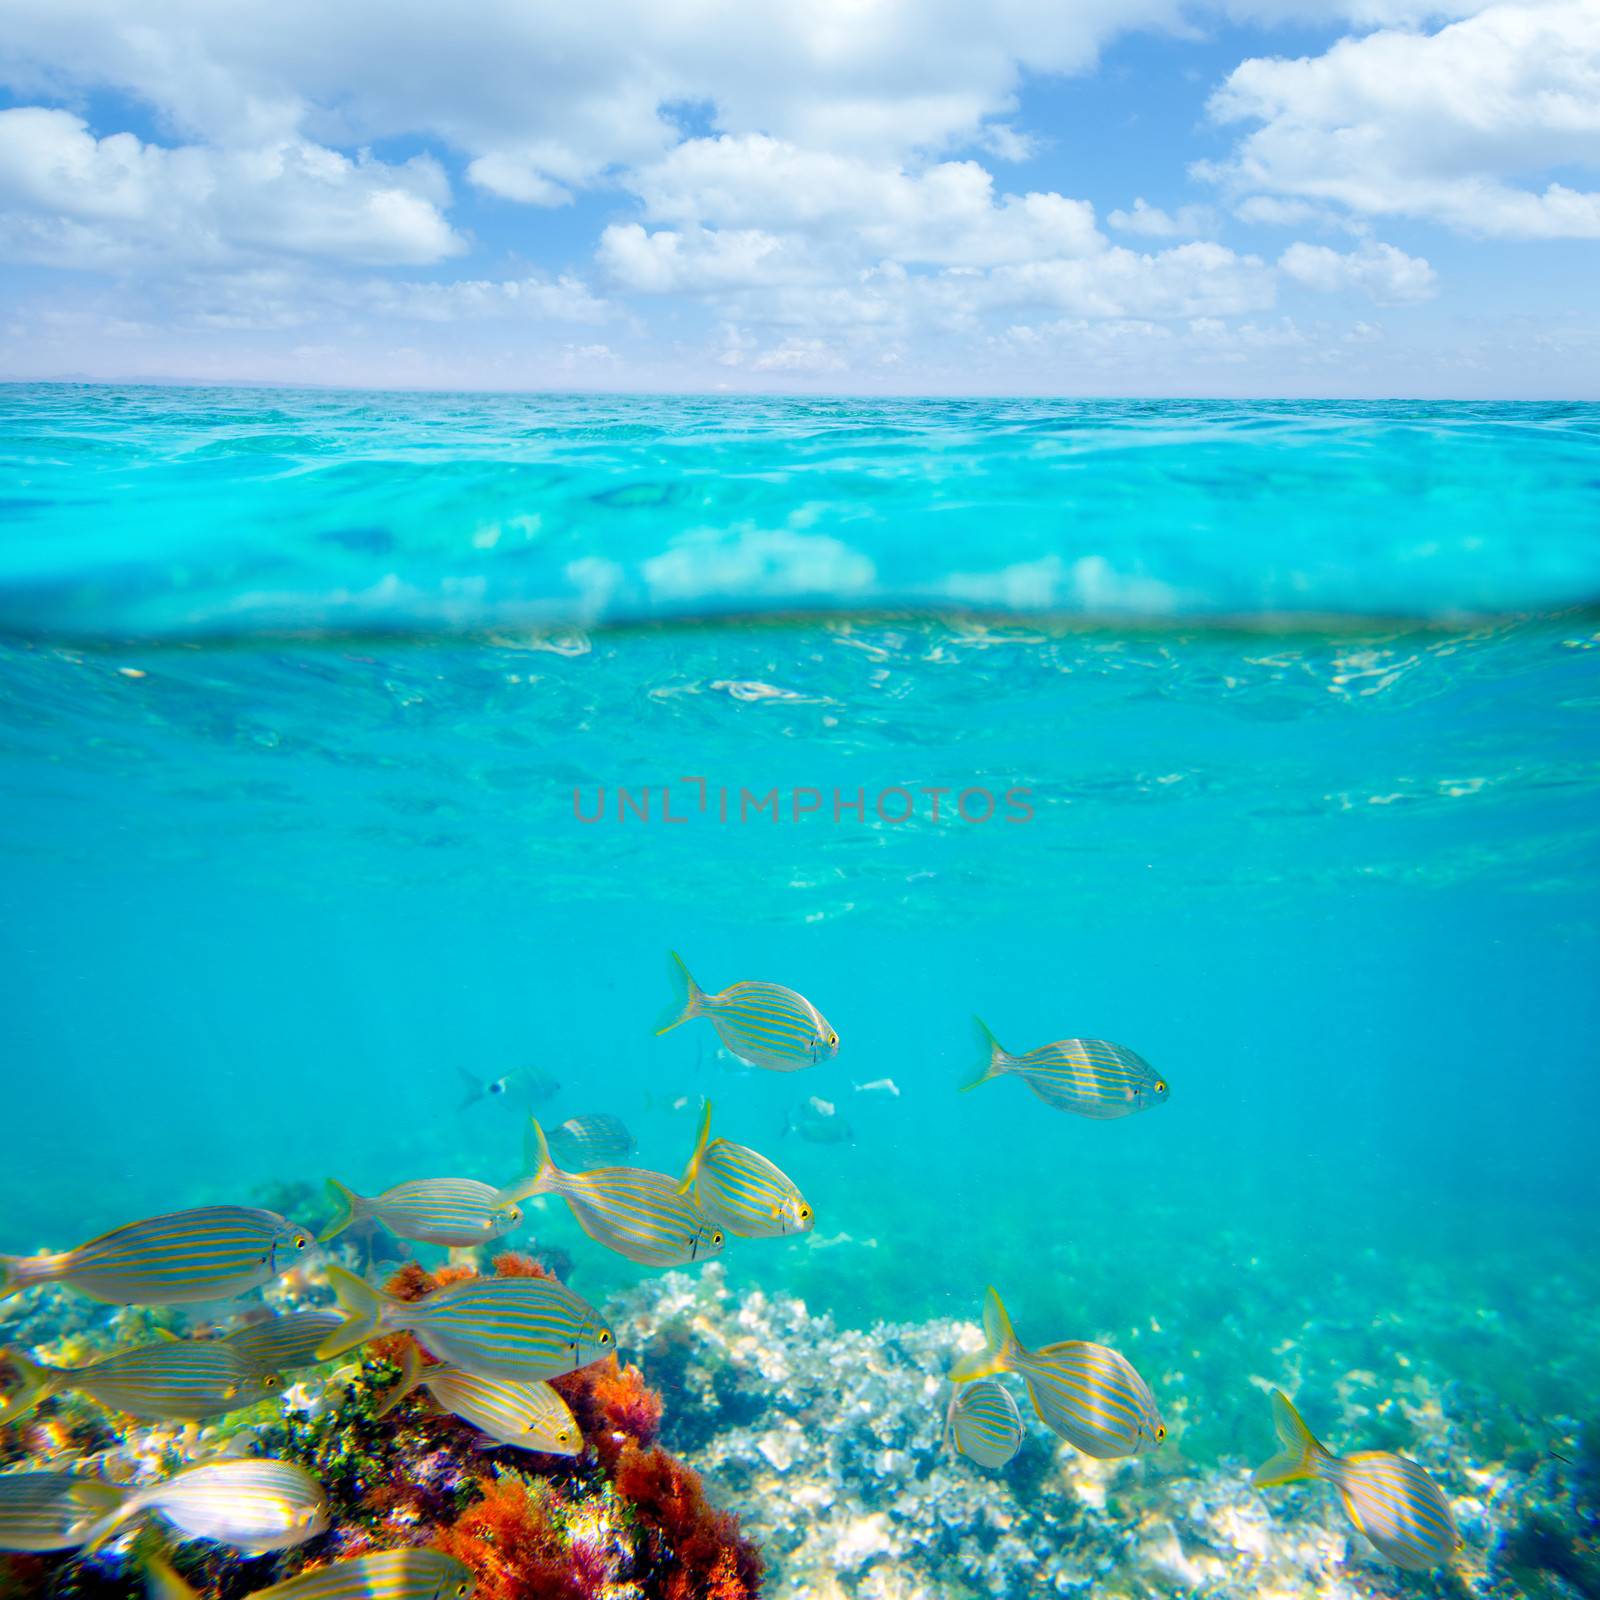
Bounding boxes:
[0,1,1595,396]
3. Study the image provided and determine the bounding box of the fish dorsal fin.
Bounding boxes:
[678,1101,714,1194]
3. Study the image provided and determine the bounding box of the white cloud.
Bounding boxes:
[366,273,609,322]
[0,107,462,267]
[628,135,1101,267]
[1107,197,1218,238]
[1279,239,1438,302]
[1203,0,1600,238]
[597,223,796,293]
[989,242,1275,319]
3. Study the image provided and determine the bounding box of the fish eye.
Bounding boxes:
[1154,1081,1167,1095]
[293,1235,309,1250]
[1155,1425,1167,1441]
[828,1032,838,1047]
[712,1230,724,1247]
[456,1586,469,1597]
[598,1330,612,1345]
[799,1205,813,1221]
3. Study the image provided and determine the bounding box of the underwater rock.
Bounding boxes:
[610,1263,1574,1600]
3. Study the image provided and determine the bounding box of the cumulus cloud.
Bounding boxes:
[1202,0,1600,238]
[1107,197,1218,238]
[1279,240,1438,302]
[0,107,462,267]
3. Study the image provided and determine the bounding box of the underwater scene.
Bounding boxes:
[2,388,1598,1600]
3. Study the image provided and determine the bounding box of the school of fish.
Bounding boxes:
[0,952,1464,1589]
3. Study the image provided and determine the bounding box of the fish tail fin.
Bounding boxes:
[949,1286,1020,1382]
[456,1067,483,1110]
[1253,1390,1329,1486]
[499,1116,561,1207]
[0,1346,61,1424]
[0,1252,62,1304]
[317,1179,367,1244]
[314,1266,388,1360]
[678,1100,714,1194]
[78,1487,147,1556]
[655,950,705,1035]
[374,1338,425,1419]
[960,1016,1008,1092]
[141,1552,198,1600]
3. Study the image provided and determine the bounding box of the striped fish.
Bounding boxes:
[0,1206,311,1306]
[376,1340,580,1454]
[964,1018,1168,1119]
[678,1102,814,1238]
[0,1340,283,1424]
[80,1458,327,1555]
[319,1179,522,1248]
[656,951,837,1072]
[223,1312,346,1374]
[1254,1389,1461,1571]
[146,1547,475,1600]
[949,1287,1165,1460]
[511,1121,724,1268]
[548,1114,636,1168]
[0,1471,127,1552]
[315,1264,613,1381]
[946,1380,1024,1469]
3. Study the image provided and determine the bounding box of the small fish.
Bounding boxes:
[852,1078,901,1097]
[950,1287,1165,1460]
[376,1340,580,1455]
[1254,1389,1461,1571]
[145,1546,475,1600]
[781,1096,855,1145]
[964,1018,1168,1119]
[222,1312,346,1374]
[0,1340,283,1425]
[80,1458,328,1555]
[319,1179,522,1249]
[510,1121,724,1269]
[679,1102,813,1239]
[547,1114,637,1168]
[0,1206,312,1306]
[946,1380,1024,1469]
[656,951,837,1072]
[457,1067,560,1111]
[0,1471,127,1552]
[315,1264,613,1382]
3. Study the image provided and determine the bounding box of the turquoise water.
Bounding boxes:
[3,387,1599,1595]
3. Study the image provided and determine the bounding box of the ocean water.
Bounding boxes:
[2,387,1599,1597]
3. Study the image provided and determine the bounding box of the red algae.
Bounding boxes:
[435,1474,599,1600]
[614,1443,763,1600]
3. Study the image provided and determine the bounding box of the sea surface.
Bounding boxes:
[2,387,1598,1597]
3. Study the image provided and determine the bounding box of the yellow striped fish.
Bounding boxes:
[315,1264,613,1381]
[678,1102,814,1239]
[376,1340,580,1455]
[949,1287,1166,1460]
[145,1546,475,1600]
[0,1471,127,1551]
[656,951,837,1072]
[510,1121,724,1269]
[964,1018,1168,1119]
[0,1206,311,1306]
[1254,1390,1461,1571]
[548,1114,636,1168]
[945,1380,1024,1469]
[319,1179,522,1248]
[0,1340,283,1424]
[223,1312,346,1374]
[80,1458,327,1554]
